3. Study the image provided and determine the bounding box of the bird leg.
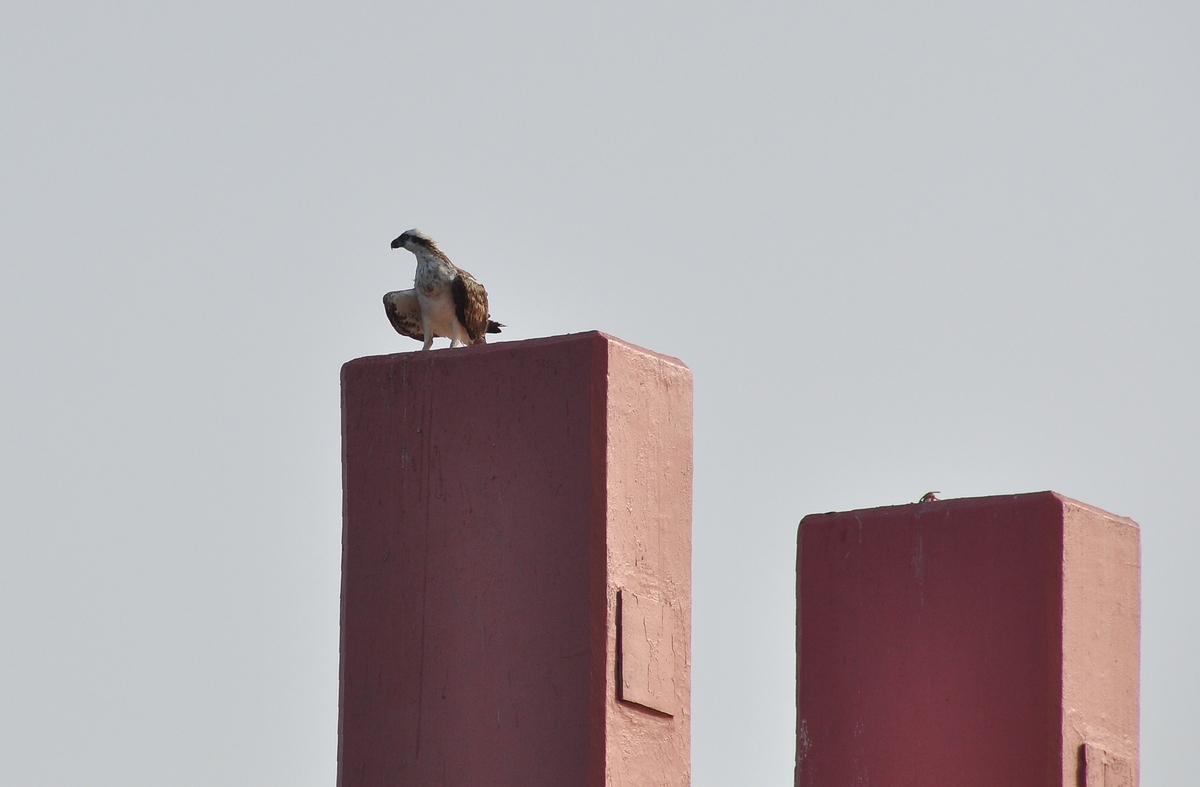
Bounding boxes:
[419,313,435,351]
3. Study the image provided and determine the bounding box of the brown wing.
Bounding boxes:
[383,289,424,342]
[450,267,492,344]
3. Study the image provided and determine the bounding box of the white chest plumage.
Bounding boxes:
[414,251,455,296]
[413,251,466,346]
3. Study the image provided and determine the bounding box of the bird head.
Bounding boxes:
[391,229,434,252]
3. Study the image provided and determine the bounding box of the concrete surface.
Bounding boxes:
[797,491,1139,787]
[339,332,692,787]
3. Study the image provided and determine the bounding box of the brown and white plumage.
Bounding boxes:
[385,229,502,350]
[382,289,425,341]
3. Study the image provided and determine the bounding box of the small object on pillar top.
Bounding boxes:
[384,229,504,351]
[919,491,940,502]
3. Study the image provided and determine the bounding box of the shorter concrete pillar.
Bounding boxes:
[797,492,1139,786]
[339,332,691,787]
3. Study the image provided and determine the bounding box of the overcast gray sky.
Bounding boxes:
[2,2,1197,784]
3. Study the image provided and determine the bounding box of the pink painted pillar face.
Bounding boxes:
[339,332,691,787]
[797,492,1140,787]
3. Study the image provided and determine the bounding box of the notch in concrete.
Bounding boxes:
[1082,744,1133,787]
[618,588,675,716]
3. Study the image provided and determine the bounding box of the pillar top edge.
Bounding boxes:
[342,330,691,374]
[799,491,1138,530]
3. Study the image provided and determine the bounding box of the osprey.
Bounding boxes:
[384,229,502,351]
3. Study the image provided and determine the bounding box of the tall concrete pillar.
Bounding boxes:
[796,492,1140,786]
[339,332,692,787]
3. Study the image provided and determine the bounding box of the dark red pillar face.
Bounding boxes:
[340,336,602,786]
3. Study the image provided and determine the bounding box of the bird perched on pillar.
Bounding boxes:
[384,229,503,350]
